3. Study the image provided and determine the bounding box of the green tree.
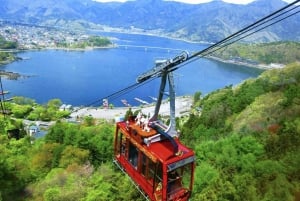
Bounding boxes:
[59,145,89,168]
[12,96,35,105]
[124,107,133,120]
[193,91,202,104]
[283,83,300,106]
[0,137,32,200]
[31,143,61,173]
[47,99,62,109]
[43,188,60,201]
[83,116,95,126]
[193,162,219,194]
[86,125,114,165]
[11,104,32,118]
[45,121,68,144]
[84,164,143,201]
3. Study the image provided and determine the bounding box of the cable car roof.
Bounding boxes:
[148,139,194,164]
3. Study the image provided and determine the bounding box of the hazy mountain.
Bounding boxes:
[0,0,299,42]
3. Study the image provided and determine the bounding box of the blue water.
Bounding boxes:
[1,33,263,107]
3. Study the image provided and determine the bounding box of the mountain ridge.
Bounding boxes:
[0,0,299,42]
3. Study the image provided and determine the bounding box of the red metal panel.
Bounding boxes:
[149,140,174,162]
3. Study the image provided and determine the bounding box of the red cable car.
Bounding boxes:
[114,117,195,201]
[113,53,195,201]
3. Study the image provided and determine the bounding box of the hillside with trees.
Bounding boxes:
[0,62,299,200]
[0,36,16,64]
[211,41,300,65]
[180,62,300,200]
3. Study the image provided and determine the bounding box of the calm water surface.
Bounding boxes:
[1,33,263,106]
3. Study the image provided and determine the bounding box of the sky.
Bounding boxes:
[92,0,294,5]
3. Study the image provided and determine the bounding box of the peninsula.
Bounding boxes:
[0,22,113,79]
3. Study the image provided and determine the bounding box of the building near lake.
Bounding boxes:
[59,104,73,111]
[27,125,39,137]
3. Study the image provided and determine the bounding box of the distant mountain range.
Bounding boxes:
[0,0,299,42]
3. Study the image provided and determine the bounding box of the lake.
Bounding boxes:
[1,32,263,107]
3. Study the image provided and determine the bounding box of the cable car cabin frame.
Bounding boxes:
[113,117,195,201]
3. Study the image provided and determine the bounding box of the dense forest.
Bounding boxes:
[181,62,300,200]
[0,62,300,200]
[211,41,300,65]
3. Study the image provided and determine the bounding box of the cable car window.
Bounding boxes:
[167,170,181,194]
[181,163,193,189]
[153,162,163,200]
[154,162,163,192]
[167,162,193,196]
[116,132,127,157]
[148,159,155,182]
[120,133,126,156]
[155,162,163,184]
[128,142,138,169]
[141,152,147,177]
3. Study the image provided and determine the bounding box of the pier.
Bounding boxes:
[134,97,149,105]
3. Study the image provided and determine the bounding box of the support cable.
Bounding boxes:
[189,0,300,61]
[166,1,300,74]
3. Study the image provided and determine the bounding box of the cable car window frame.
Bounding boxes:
[141,152,148,178]
[152,161,163,195]
[128,141,138,169]
[155,162,163,186]
[117,132,127,156]
[167,161,193,197]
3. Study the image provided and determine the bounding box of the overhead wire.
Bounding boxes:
[189,0,300,60]
[72,76,157,113]
[74,0,299,111]
[166,0,300,73]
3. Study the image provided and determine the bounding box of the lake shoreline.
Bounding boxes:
[103,29,213,45]
[0,29,284,72]
[0,44,116,69]
[207,56,285,70]
[0,47,273,81]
